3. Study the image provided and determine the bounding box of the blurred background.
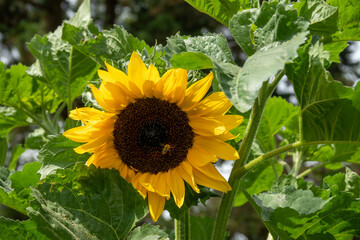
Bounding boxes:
[0,0,359,239]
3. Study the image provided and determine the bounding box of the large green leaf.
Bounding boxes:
[26,0,98,104]
[165,33,234,69]
[37,135,89,179]
[250,169,360,239]
[170,52,214,70]
[127,224,169,240]
[294,0,338,35]
[28,164,148,240]
[257,97,299,152]
[0,63,61,115]
[190,216,215,240]
[27,32,98,103]
[0,162,41,215]
[184,0,241,26]
[286,43,360,143]
[327,0,360,41]
[0,218,49,240]
[62,23,161,71]
[218,3,309,112]
[229,9,259,56]
[234,161,282,207]
[302,99,360,142]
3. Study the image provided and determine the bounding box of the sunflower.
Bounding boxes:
[64,52,243,221]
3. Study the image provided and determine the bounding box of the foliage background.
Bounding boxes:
[1,0,360,239]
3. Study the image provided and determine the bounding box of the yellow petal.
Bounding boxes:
[166,170,185,208]
[69,107,115,126]
[144,64,160,97]
[103,62,129,85]
[214,131,237,141]
[148,192,165,222]
[208,115,243,130]
[151,172,171,198]
[127,52,147,94]
[131,179,147,199]
[192,163,231,192]
[176,162,199,193]
[74,136,112,154]
[180,72,213,110]
[187,91,232,117]
[98,68,134,97]
[189,116,226,136]
[194,136,239,160]
[63,125,96,142]
[89,143,120,169]
[192,162,227,181]
[90,84,117,113]
[103,62,143,98]
[154,68,187,104]
[99,82,129,110]
[187,146,218,166]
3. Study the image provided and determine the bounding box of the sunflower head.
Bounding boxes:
[64,52,243,221]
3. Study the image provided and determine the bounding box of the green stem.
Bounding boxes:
[232,141,303,179]
[175,209,190,240]
[297,161,328,179]
[212,70,284,240]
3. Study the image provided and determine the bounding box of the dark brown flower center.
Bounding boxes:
[113,97,194,174]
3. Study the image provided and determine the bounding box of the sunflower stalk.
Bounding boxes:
[175,209,190,240]
[212,70,284,240]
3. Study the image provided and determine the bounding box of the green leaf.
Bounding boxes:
[218,3,309,112]
[26,1,99,104]
[127,224,169,240]
[62,24,159,70]
[323,41,348,63]
[24,128,48,150]
[37,135,89,179]
[165,33,234,67]
[0,162,41,215]
[165,185,217,219]
[184,0,241,26]
[170,52,213,70]
[10,162,41,195]
[327,0,360,41]
[257,97,299,152]
[0,218,49,240]
[0,106,30,136]
[353,81,360,111]
[190,216,215,240]
[294,0,338,35]
[229,9,259,56]
[66,0,93,28]
[28,164,148,240]
[302,99,360,142]
[249,169,360,239]
[286,43,360,143]
[27,32,98,104]
[234,161,282,207]
[0,136,7,166]
[8,144,25,170]
[0,63,61,114]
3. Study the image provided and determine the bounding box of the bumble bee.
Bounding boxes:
[161,144,172,155]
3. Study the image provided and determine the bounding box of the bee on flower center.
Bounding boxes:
[161,144,172,155]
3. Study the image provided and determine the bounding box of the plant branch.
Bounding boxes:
[212,70,284,240]
[175,209,190,240]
